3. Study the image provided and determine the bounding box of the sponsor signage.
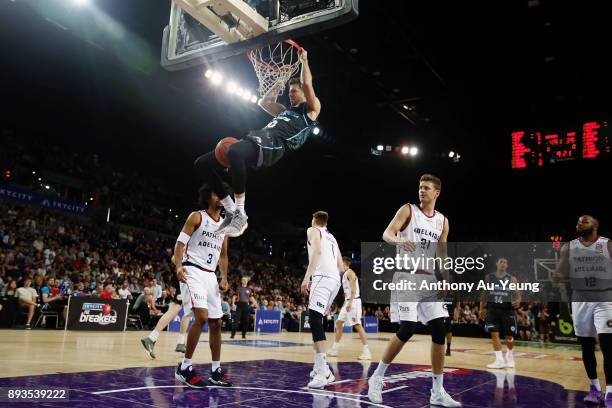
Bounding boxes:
[65,297,128,331]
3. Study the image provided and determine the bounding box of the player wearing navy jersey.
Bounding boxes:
[173,185,232,389]
[193,48,321,238]
[479,258,520,369]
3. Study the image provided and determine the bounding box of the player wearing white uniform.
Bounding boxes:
[173,185,232,389]
[301,211,343,389]
[368,174,460,407]
[554,215,612,406]
[327,256,371,360]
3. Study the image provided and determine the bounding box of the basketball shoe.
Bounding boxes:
[583,385,603,404]
[208,367,233,387]
[140,337,156,359]
[175,363,207,389]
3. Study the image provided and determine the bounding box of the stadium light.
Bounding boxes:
[376,145,383,151]
[242,91,252,100]
[449,151,455,158]
[38,177,42,181]
[211,72,223,85]
[401,146,409,155]
[73,0,89,6]
[409,146,418,156]
[226,81,237,93]
[236,88,244,97]
[312,127,320,135]
[32,171,36,175]
[205,69,214,79]
[250,95,258,103]
[44,185,50,190]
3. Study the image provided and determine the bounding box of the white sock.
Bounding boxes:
[220,196,236,213]
[315,353,326,371]
[507,371,515,389]
[177,334,186,345]
[332,342,339,349]
[590,379,601,391]
[606,385,612,394]
[432,373,444,393]
[148,330,159,342]
[373,361,389,377]
[180,358,192,371]
[212,361,220,371]
[235,196,245,213]
[363,344,369,350]
[506,349,514,360]
[495,350,503,361]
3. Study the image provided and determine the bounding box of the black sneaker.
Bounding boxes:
[208,367,233,387]
[175,363,207,389]
[140,336,156,359]
[25,324,31,330]
[446,348,451,356]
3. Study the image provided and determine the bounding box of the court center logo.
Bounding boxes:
[80,302,118,325]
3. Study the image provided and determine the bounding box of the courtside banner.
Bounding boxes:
[256,310,282,333]
[363,316,378,333]
[65,297,128,331]
[0,184,90,216]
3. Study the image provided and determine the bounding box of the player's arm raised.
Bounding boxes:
[299,49,321,120]
[173,211,201,282]
[382,204,415,251]
[218,236,229,291]
[302,227,321,294]
[258,80,286,117]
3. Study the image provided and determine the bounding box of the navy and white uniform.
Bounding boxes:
[180,210,226,319]
[484,272,517,336]
[390,203,448,324]
[337,269,362,326]
[569,236,612,337]
[307,226,341,315]
[245,102,317,168]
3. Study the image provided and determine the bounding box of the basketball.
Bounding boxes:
[215,137,239,168]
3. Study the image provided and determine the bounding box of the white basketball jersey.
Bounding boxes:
[342,269,360,299]
[396,203,445,268]
[307,226,340,280]
[569,236,612,291]
[183,211,225,272]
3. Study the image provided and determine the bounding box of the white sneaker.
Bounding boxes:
[358,348,372,360]
[224,210,248,237]
[487,360,506,369]
[506,358,515,368]
[309,369,316,379]
[327,348,338,357]
[367,375,384,404]
[307,368,335,389]
[430,388,462,407]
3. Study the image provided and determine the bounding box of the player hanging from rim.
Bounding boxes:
[554,215,612,407]
[173,185,232,389]
[367,174,461,407]
[479,257,520,369]
[193,48,321,238]
[327,256,371,361]
[140,277,193,358]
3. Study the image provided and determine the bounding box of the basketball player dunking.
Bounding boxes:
[368,174,461,407]
[301,211,343,389]
[554,215,612,406]
[193,48,321,238]
[173,185,232,388]
[327,256,372,361]
[479,257,520,369]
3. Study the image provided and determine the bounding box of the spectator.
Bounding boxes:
[41,276,68,325]
[99,284,114,300]
[1,279,17,297]
[151,278,162,301]
[374,306,384,320]
[15,277,38,329]
[118,280,133,300]
[72,283,87,297]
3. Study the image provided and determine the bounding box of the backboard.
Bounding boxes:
[161,0,359,71]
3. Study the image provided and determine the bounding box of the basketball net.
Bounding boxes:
[247,40,302,97]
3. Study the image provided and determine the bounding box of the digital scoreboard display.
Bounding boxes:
[511,120,611,168]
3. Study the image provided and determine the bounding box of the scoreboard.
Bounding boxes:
[511,119,611,168]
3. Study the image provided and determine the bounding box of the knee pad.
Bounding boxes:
[428,317,447,345]
[309,309,326,343]
[396,321,416,343]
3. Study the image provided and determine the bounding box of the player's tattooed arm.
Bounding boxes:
[173,211,201,282]
[258,80,286,116]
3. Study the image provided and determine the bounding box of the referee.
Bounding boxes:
[231,276,251,339]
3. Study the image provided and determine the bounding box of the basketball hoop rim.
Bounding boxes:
[246,39,302,71]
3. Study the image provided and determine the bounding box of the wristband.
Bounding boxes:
[177,232,190,245]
